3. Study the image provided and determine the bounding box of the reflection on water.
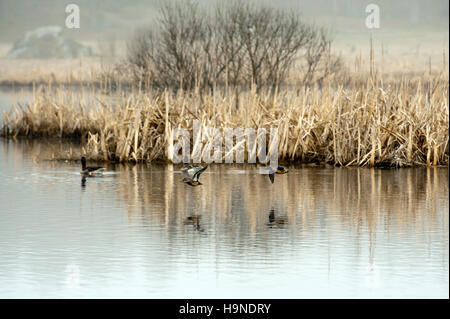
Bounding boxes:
[0,139,448,298]
[267,208,287,228]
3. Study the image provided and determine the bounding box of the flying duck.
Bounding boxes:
[267,166,288,184]
[181,164,208,186]
[276,166,288,174]
[81,156,105,176]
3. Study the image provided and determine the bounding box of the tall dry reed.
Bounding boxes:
[2,74,448,167]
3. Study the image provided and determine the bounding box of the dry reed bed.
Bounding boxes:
[1,76,449,167]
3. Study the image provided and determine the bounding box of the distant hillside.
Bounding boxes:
[0,0,447,48]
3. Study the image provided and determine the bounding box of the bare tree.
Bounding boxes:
[125,0,343,91]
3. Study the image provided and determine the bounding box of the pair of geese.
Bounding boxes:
[80,156,288,185]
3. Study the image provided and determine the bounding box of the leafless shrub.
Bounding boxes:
[126,1,344,91]
[301,28,344,86]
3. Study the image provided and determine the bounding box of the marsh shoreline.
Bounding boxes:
[1,69,448,168]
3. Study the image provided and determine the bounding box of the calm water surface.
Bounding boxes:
[0,139,448,299]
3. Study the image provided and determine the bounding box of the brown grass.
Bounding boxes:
[2,69,448,167]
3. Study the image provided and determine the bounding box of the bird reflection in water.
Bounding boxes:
[267,208,287,228]
[81,176,87,189]
[184,215,204,232]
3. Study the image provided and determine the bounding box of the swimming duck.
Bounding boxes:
[181,164,208,186]
[81,156,105,176]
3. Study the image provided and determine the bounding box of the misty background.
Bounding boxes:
[0,0,448,55]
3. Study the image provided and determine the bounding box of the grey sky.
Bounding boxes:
[0,0,448,43]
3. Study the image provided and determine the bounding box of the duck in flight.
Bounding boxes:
[268,166,289,184]
[81,156,106,176]
[181,164,208,186]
